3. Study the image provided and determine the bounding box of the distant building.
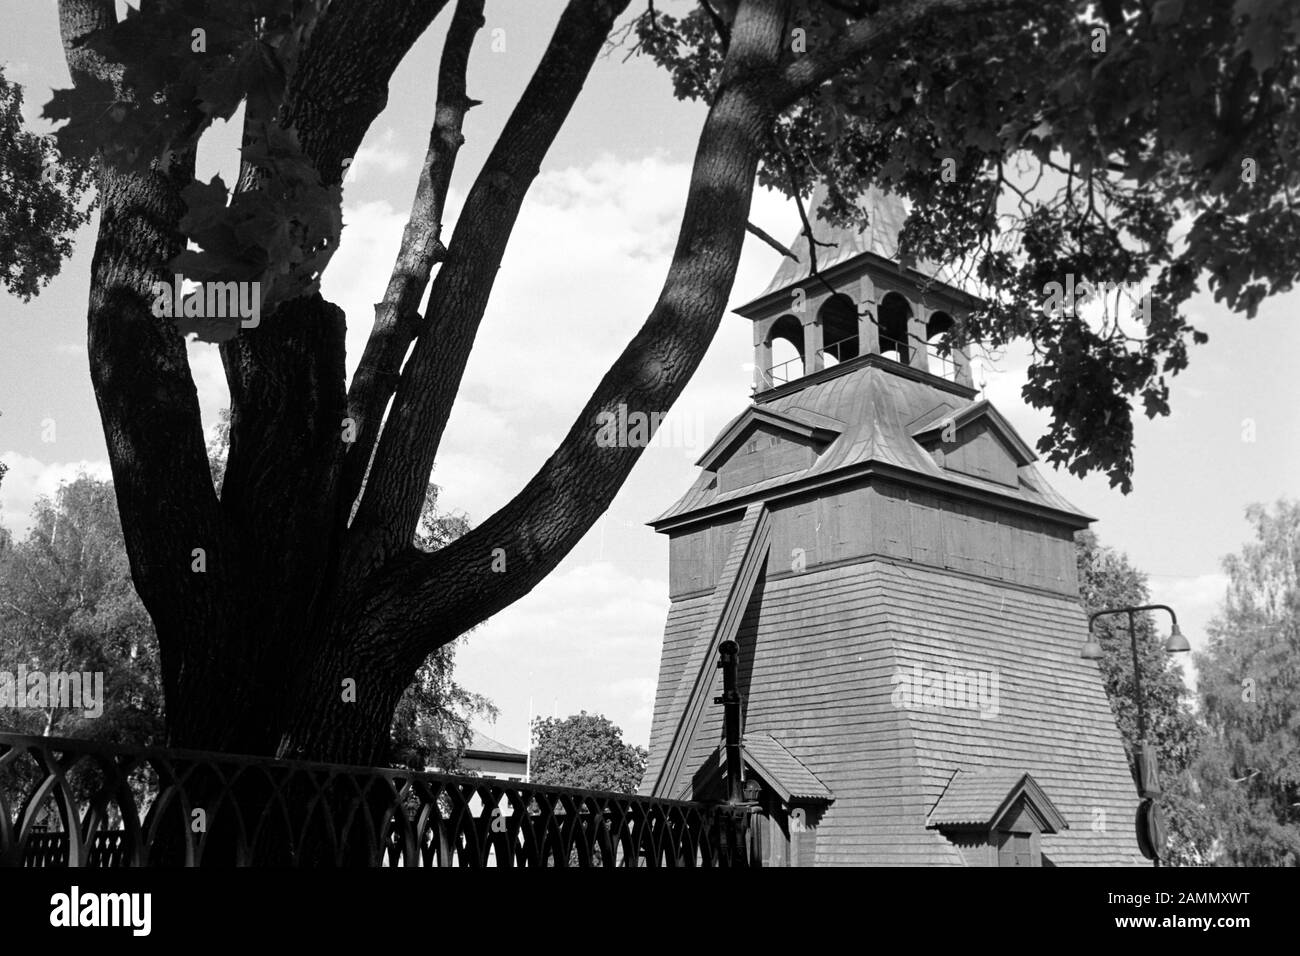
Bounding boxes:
[460,730,527,781]
[641,185,1145,866]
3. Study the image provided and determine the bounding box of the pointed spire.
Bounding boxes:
[756,182,940,299]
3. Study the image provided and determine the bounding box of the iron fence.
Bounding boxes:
[0,732,748,867]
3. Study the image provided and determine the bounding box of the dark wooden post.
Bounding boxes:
[715,639,754,866]
[718,640,744,805]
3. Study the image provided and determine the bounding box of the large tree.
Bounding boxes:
[32,0,1298,763]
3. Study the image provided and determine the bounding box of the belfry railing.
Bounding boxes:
[0,732,748,867]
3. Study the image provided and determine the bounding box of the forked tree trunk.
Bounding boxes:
[56,0,910,767]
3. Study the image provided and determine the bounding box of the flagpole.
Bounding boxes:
[525,695,533,784]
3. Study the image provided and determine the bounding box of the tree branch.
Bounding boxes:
[747,220,798,259]
[346,0,635,572]
[365,0,792,648]
[342,0,487,514]
[282,0,454,186]
[771,0,1030,109]
[220,0,454,510]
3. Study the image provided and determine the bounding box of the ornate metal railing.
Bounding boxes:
[0,733,748,867]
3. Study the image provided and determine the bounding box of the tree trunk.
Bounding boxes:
[62,0,795,768]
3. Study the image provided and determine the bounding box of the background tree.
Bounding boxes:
[1194,500,1300,865]
[388,483,497,773]
[0,474,164,743]
[529,711,647,793]
[34,0,1298,762]
[1074,529,1211,865]
[0,65,95,299]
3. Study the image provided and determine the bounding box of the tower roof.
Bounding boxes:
[746,182,954,305]
[652,358,1091,530]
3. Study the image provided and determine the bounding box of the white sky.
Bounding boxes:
[2,2,1297,752]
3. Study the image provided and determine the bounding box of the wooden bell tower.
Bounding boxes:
[640,186,1146,867]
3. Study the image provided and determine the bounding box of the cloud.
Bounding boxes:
[0,451,112,537]
[343,128,413,182]
[321,198,412,384]
[452,558,670,749]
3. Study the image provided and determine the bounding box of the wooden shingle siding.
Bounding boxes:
[667,512,743,599]
[643,559,1144,864]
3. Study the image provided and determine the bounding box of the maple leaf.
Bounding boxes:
[173,311,242,344]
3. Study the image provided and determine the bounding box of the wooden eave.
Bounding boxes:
[649,458,1095,535]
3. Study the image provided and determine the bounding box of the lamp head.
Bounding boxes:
[1165,623,1191,653]
[1080,637,1105,660]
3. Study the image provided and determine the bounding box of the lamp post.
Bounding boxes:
[1080,604,1190,867]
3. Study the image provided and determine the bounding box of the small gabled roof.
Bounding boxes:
[696,406,844,471]
[465,730,526,759]
[927,769,1068,833]
[910,398,1038,466]
[742,734,834,803]
[688,734,834,804]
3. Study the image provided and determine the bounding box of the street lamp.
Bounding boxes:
[1080,604,1189,867]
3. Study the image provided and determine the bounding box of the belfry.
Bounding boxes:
[640,185,1145,866]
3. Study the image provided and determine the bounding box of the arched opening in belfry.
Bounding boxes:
[926,310,957,381]
[817,294,860,367]
[878,292,911,365]
[767,314,804,386]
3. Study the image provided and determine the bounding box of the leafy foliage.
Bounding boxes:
[1194,500,1300,865]
[637,0,1300,491]
[529,711,647,794]
[0,67,95,301]
[42,0,338,315]
[0,475,164,743]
